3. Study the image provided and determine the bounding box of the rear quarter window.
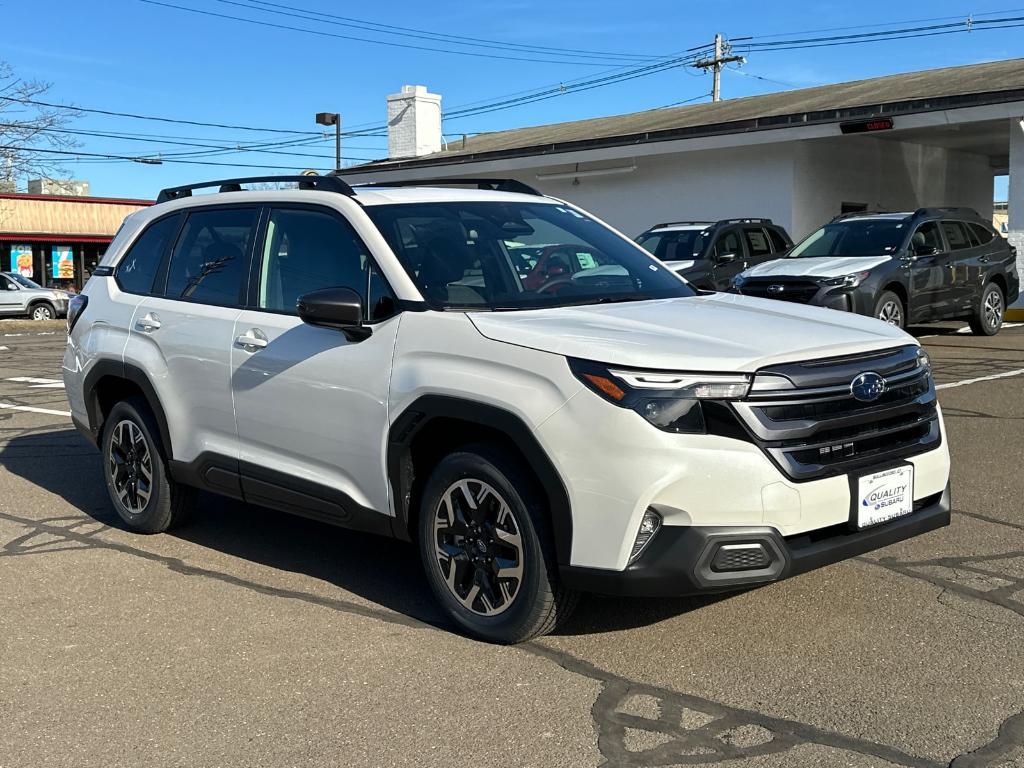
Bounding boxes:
[115,214,181,295]
[968,222,995,245]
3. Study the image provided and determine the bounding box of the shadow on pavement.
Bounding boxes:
[1,427,724,637]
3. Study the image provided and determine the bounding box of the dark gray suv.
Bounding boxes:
[635,218,792,291]
[733,208,1019,335]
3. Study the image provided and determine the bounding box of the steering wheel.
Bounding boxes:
[537,276,574,294]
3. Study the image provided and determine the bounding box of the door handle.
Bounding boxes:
[235,329,268,350]
[136,312,161,332]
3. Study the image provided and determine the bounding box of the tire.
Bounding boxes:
[100,397,195,533]
[968,282,1004,336]
[29,302,55,321]
[873,290,906,329]
[417,444,578,644]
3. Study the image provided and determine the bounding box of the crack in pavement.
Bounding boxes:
[3,510,1020,766]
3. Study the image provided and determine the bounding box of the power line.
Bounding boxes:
[216,0,662,62]
[138,0,647,66]
[0,144,352,170]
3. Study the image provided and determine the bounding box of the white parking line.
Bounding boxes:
[6,377,65,389]
[0,346,8,351]
[936,368,1024,390]
[0,402,72,417]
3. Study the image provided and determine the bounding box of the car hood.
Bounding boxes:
[742,255,893,279]
[468,293,912,372]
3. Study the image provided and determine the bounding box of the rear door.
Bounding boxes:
[940,220,977,317]
[0,274,22,315]
[230,203,401,528]
[127,205,257,468]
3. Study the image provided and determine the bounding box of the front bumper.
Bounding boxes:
[560,483,950,597]
[733,281,874,315]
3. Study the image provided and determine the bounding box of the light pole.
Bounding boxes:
[315,111,341,172]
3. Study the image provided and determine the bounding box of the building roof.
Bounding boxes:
[347,58,1024,173]
[0,193,152,241]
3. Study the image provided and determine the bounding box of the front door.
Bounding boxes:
[709,229,744,290]
[230,204,400,530]
[906,221,949,321]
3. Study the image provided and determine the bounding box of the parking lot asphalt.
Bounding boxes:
[1,321,1023,768]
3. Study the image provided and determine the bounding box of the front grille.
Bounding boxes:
[737,280,820,303]
[732,345,941,481]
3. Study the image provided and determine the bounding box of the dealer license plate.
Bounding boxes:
[856,466,914,529]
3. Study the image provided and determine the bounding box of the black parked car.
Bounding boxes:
[732,208,1019,335]
[635,218,793,291]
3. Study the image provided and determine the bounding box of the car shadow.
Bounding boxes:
[0,428,729,638]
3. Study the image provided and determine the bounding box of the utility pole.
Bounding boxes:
[692,34,745,102]
[315,112,342,171]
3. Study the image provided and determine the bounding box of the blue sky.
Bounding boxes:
[3,0,1020,198]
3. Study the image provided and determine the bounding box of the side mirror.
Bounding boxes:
[7,283,20,291]
[297,286,371,341]
[716,252,737,264]
[913,244,938,257]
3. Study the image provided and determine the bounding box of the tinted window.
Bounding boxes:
[165,208,256,306]
[258,207,389,317]
[766,228,790,252]
[117,215,179,295]
[968,222,994,245]
[0,274,15,290]
[368,202,692,310]
[743,227,771,257]
[636,228,710,261]
[789,219,907,258]
[910,221,944,253]
[941,221,971,251]
[714,231,741,259]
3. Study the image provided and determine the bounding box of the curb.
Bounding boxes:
[1006,309,1024,322]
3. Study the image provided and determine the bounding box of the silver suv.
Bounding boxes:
[1,272,69,320]
[63,175,952,643]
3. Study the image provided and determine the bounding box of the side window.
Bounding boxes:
[742,227,771,257]
[0,274,15,290]
[968,222,994,246]
[116,215,179,295]
[910,221,944,253]
[940,221,971,251]
[714,231,741,259]
[165,208,256,306]
[766,228,790,253]
[257,207,388,317]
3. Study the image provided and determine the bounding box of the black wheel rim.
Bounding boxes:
[432,479,524,617]
[108,419,153,514]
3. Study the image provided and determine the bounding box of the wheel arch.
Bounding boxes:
[988,271,1008,298]
[83,361,173,458]
[26,298,56,316]
[387,395,573,565]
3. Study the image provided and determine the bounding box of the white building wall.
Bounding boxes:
[477,143,796,239]
[791,136,993,239]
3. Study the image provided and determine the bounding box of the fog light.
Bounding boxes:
[629,508,662,564]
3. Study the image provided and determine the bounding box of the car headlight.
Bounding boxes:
[916,347,930,372]
[821,271,870,288]
[569,359,751,433]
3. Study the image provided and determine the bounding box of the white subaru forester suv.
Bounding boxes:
[63,175,951,643]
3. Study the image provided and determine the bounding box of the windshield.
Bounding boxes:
[7,273,43,289]
[788,219,907,258]
[635,228,710,262]
[366,201,694,310]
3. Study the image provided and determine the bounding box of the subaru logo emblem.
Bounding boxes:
[767,284,784,294]
[850,372,886,402]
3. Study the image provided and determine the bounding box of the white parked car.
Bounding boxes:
[63,176,951,643]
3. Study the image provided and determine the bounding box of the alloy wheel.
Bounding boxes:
[432,479,524,617]
[108,420,154,514]
[32,306,53,321]
[878,300,902,327]
[984,289,1003,330]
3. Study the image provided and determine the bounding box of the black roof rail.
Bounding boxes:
[912,206,981,219]
[349,177,543,197]
[716,217,774,226]
[829,210,897,222]
[651,221,713,229]
[156,175,355,204]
